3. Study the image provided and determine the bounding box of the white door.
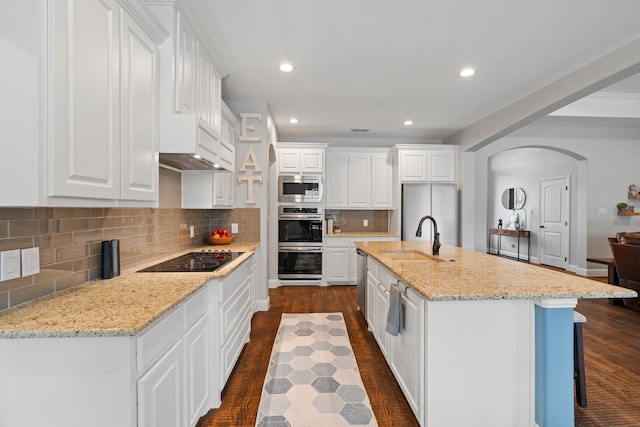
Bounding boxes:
[539,176,569,269]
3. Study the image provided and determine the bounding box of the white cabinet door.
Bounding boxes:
[197,45,212,128]
[348,155,371,208]
[138,340,184,427]
[278,150,301,174]
[370,153,393,208]
[325,152,349,208]
[300,149,324,173]
[366,271,378,334]
[212,172,227,207]
[213,171,234,208]
[175,11,197,115]
[375,281,390,359]
[326,149,393,209]
[184,315,210,427]
[120,13,158,202]
[399,150,428,182]
[196,46,222,139]
[49,0,121,200]
[427,150,456,182]
[250,252,258,313]
[389,285,425,422]
[325,247,350,283]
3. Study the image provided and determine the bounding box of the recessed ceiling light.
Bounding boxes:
[459,68,475,77]
[279,62,294,73]
[193,154,202,159]
[403,120,414,126]
[289,118,299,124]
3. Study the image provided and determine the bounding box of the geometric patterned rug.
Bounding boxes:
[255,313,378,426]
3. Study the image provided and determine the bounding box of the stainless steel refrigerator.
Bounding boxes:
[401,183,458,246]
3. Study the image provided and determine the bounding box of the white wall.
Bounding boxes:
[487,148,579,262]
[464,135,640,275]
[227,100,276,310]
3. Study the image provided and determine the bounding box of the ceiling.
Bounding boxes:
[195,0,640,144]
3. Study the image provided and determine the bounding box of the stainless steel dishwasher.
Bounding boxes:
[356,248,367,319]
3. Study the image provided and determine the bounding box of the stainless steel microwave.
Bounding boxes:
[278,175,323,203]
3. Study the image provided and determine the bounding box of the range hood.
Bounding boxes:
[159,153,222,171]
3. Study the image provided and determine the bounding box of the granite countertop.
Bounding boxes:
[324,231,399,238]
[355,240,637,302]
[0,242,260,339]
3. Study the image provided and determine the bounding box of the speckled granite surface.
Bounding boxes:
[355,241,637,302]
[0,242,259,339]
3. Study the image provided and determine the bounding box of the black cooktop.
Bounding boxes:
[138,250,244,273]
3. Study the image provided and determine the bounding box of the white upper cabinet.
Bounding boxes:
[219,103,237,171]
[347,155,372,208]
[49,0,122,201]
[277,143,327,175]
[370,153,394,208]
[396,145,458,183]
[181,170,234,209]
[175,12,197,116]
[325,152,349,207]
[325,148,394,209]
[120,12,159,202]
[150,3,228,167]
[0,0,164,206]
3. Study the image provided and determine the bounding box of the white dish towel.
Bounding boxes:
[385,284,403,336]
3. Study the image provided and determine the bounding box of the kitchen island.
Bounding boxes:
[355,240,636,427]
[0,242,259,427]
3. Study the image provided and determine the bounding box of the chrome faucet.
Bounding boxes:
[416,215,441,255]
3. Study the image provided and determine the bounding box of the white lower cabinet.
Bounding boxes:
[0,254,256,427]
[374,279,390,359]
[324,236,398,284]
[184,314,210,426]
[138,340,184,427]
[388,286,424,421]
[367,257,425,424]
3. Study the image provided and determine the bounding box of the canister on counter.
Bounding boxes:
[101,240,112,279]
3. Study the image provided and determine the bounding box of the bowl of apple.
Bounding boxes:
[208,228,234,245]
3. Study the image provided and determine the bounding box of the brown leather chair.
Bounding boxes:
[609,232,640,309]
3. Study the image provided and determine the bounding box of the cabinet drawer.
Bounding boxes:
[220,278,251,344]
[137,304,185,374]
[220,305,251,384]
[185,287,208,329]
[220,260,250,302]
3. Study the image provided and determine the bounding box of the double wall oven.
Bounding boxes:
[278,206,323,280]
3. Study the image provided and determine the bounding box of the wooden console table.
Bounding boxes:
[487,228,530,262]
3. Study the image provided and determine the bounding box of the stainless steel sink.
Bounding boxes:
[380,250,452,262]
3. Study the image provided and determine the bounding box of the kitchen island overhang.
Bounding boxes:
[355,240,636,427]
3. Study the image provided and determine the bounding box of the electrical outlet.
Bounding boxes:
[598,208,608,215]
[363,219,368,227]
[189,225,195,238]
[0,250,21,282]
[231,223,239,234]
[21,247,40,277]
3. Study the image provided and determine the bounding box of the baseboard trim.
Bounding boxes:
[255,297,270,312]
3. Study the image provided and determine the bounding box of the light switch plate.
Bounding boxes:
[0,249,21,282]
[231,223,239,234]
[21,247,40,277]
[189,225,195,238]
[363,219,368,227]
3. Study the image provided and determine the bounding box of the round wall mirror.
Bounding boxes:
[501,187,526,210]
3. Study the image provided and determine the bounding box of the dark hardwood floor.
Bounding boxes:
[198,278,640,427]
